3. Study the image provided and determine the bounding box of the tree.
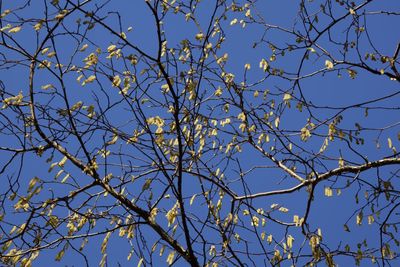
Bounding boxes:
[0,0,399,266]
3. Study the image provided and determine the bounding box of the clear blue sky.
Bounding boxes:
[0,0,399,266]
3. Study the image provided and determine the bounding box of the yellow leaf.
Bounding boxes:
[237,112,246,122]
[82,75,96,85]
[267,234,273,244]
[159,245,165,256]
[209,245,216,256]
[101,232,111,253]
[278,207,289,213]
[34,22,43,31]
[368,215,374,225]
[61,173,70,183]
[28,177,40,192]
[41,84,55,90]
[293,215,304,227]
[324,187,333,197]
[283,93,292,101]
[195,33,204,41]
[325,60,334,70]
[142,179,152,191]
[259,58,269,72]
[166,251,175,265]
[47,51,56,58]
[356,211,363,225]
[80,44,89,52]
[112,75,121,87]
[161,84,170,93]
[58,156,68,167]
[55,249,65,261]
[55,170,64,179]
[270,203,278,209]
[99,254,107,267]
[239,123,246,132]
[348,69,357,79]
[251,216,259,227]
[274,117,280,128]
[107,44,117,53]
[287,235,294,249]
[214,87,223,97]
[261,231,266,240]
[190,194,197,205]
[0,9,11,19]
[338,157,345,168]
[55,10,67,20]
[41,47,50,55]
[8,26,21,33]
[21,258,32,267]
[388,137,393,148]
[166,202,179,226]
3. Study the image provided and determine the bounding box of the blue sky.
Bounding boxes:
[0,0,399,266]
